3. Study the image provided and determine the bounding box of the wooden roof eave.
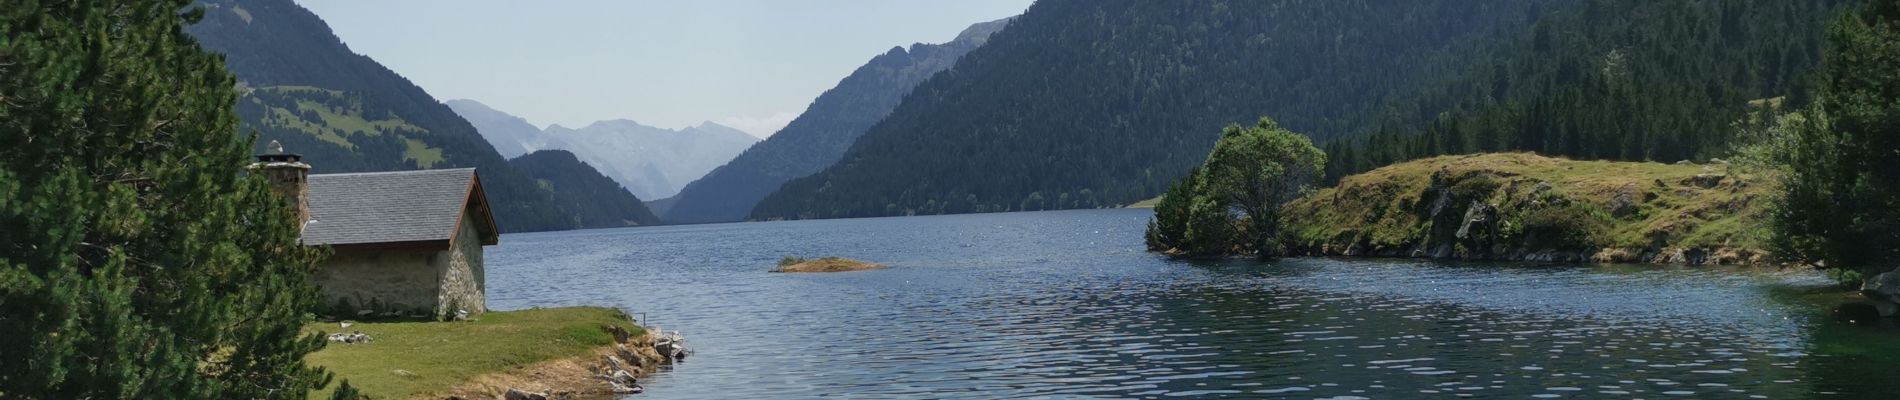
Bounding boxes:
[448,170,502,247]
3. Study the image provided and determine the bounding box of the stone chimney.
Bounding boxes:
[249,140,311,227]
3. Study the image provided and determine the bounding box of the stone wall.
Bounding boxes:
[437,215,488,316]
[313,203,489,319]
[314,249,442,315]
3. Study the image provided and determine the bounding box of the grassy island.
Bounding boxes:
[305,307,643,399]
[773,257,887,273]
[1280,153,1772,264]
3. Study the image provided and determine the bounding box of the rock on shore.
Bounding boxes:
[772,257,886,273]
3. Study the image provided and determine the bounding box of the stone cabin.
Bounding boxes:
[251,144,497,319]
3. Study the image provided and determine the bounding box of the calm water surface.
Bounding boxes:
[487,209,1899,399]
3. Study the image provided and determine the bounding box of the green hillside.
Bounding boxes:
[241,86,442,166]
[189,0,576,232]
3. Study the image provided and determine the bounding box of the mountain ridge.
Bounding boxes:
[750,0,1560,221]
[661,16,1014,224]
[447,102,759,200]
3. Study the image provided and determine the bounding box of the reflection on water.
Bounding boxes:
[485,209,1897,398]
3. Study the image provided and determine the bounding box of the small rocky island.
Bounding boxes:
[772,257,886,273]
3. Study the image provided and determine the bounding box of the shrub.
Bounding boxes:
[1517,203,1610,249]
[1145,117,1326,258]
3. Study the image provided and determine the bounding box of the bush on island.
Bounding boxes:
[1145,117,1327,258]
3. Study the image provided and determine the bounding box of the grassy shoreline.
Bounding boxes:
[305,307,642,399]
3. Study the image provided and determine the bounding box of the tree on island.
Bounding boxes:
[0,1,340,398]
[1146,118,1327,258]
[1770,0,1900,283]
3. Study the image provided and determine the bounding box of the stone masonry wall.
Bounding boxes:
[437,212,488,316]
[315,249,442,315]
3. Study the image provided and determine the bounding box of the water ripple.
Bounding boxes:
[484,209,1877,399]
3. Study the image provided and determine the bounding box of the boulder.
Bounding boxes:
[1609,185,1640,217]
[602,355,627,375]
[611,370,638,387]
[615,344,641,367]
[1530,181,1554,198]
[1875,300,1899,318]
[1680,173,1726,188]
[607,325,632,344]
[611,382,644,394]
[1860,269,1900,304]
[503,389,549,400]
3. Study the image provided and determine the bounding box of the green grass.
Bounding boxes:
[402,138,445,168]
[246,86,432,152]
[305,307,640,400]
[1127,196,1164,208]
[1282,152,1774,256]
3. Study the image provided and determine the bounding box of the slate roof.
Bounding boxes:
[303,168,498,248]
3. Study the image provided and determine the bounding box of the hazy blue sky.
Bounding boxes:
[292,0,1032,138]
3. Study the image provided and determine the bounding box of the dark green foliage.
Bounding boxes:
[1146,119,1326,258]
[1516,202,1611,250]
[1179,194,1239,257]
[184,0,575,232]
[753,0,1559,220]
[1144,178,1193,252]
[509,150,662,229]
[754,0,1851,221]
[1329,0,1854,179]
[665,19,1009,224]
[1773,0,1900,277]
[329,381,369,400]
[0,0,331,397]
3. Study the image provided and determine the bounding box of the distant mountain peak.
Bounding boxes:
[953,16,1015,46]
[455,106,758,200]
[581,119,655,131]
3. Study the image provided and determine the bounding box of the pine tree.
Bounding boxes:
[1773,0,1900,279]
[1,1,332,398]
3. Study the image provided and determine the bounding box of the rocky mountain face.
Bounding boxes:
[445,99,544,159]
[540,120,759,200]
[660,17,1013,224]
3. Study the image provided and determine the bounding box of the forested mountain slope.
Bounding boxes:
[509,150,662,228]
[752,0,1563,220]
[755,0,1854,221]
[663,17,1013,224]
[1324,0,1854,180]
[187,0,574,232]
